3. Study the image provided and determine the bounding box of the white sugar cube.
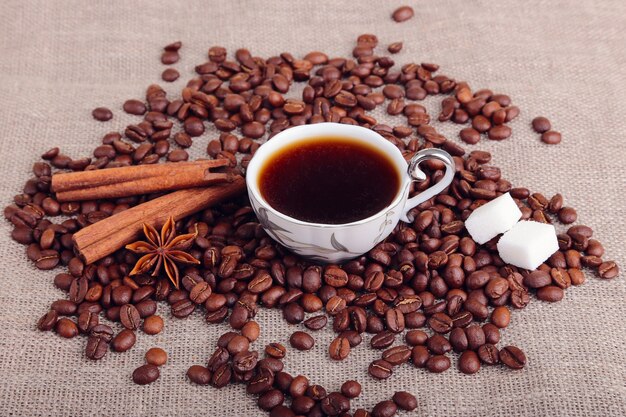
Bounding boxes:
[464,193,522,244]
[497,220,559,270]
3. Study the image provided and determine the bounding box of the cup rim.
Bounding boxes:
[246,123,410,229]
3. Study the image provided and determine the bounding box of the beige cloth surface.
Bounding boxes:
[0,0,625,416]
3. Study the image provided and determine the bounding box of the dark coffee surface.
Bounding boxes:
[259,137,400,224]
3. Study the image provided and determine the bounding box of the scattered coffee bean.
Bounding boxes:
[392,5,414,22]
[458,350,481,374]
[289,331,314,351]
[111,329,136,352]
[532,116,551,133]
[499,345,526,369]
[187,365,212,385]
[162,68,180,82]
[132,364,160,385]
[145,347,167,366]
[541,130,562,145]
[142,315,164,335]
[392,391,418,411]
[92,107,112,121]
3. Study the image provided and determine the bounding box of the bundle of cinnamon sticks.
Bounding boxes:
[51,160,246,264]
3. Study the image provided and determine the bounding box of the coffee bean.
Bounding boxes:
[120,304,141,330]
[428,312,453,333]
[405,329,428,346]
[558,207,577,224]
[392,5,414,22]
[265,343,287,359]
[372,400,397,417]
[392,391,417,411]
[123,99,147,115]
[382,345,411,365]
[145,347,167,366]
[341,380,361,398]
[449,327,468,352]
[490,306,511,328]
[85,336,108,360]
[111,329,136,352]
[388,42,403,54]
[523,270,552,288]
[369,359,393,379]
[162,68,180,82]
[426,355,450,373]
[371,331,395,349]
[478,343,500,365]
[537,285,564,302]
[92,107,113,121]
[411,346,430,368]
[532,116,551,133]
[37,310,58,331]
[460,127,480,144]
[320,392,350,415]
[385,308,405,333]
[55,318,78,338]
[171,299,195,318]
[227,335,250,355]
[90,324,113,343]
[304,314,327,331]
[458,350,481,374]
[77,311,98,333]
[541,130,561,144]
[499,345,526,369]
[187,365,212,385]
[132,364,160,385]
[142,315,164,335]
[329,336,350,360]
[427,334,451,355]
[258,389,284,411]
[161,50,179,64]
[289,331,314,351]
[598,261,619,279]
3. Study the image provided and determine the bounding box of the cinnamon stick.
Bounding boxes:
[72,175,246,264]
[52,159,231,202]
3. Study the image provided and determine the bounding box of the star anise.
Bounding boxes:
[125,216,199,289]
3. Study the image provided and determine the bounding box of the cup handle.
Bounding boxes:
[400,148,456,223]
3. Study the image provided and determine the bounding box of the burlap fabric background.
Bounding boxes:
[0,1,624,416]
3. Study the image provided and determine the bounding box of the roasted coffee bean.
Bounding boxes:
[290,331,314,351]
[449,327,468,352]
[37,310,58,331]
[132,364,160,385]
[111,329,136,352]
[120,304,141,330]
[227,335,250,355]
[532,116,551,133]
[385,308,405,333]
[190,281,212,304]
[304,314,328,331]
[382,345,411,365]
[145,347,167,366]
[392,5,414,22]
[92,107,113,121]
[428,312,453,333]
[427,334,452,355]
[598,261,619,279]
[426,355,451,373]
[478,343,500,365]
[55,318,78,338]
[392,391,417,411]
[499,345,526,369]
[320,392,350,415]
[51,299,76,316]
[541,130,561,145]
[211,363,232,388]
[233,350,258,373]
[536,285,564,302]
[369,359,393,379]
[85,336,108,362]
[340,380,361,398]
[172,299,195,318]
[258,389,284,411]
[523,270,551,288]
[265,343,287,359]
[372,400,397,417]
[491,306,511,328]
[411,345,430,368]
[77,311,98,333]
[123,99,147,115]
[371,331,395,349]
[558,207,577,224]
[405,329,428,346]
[90,324,113,343]
[187,365,212,385]
[162,68,180,82]
[329,336,351,360]
[465,325,486,351]
[458,350,481,374]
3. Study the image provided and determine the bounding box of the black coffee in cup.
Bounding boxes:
[258,136,400,224]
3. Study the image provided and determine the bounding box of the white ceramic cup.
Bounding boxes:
[246,123,455,263]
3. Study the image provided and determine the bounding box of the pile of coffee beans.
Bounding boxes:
[5,33,620,416]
